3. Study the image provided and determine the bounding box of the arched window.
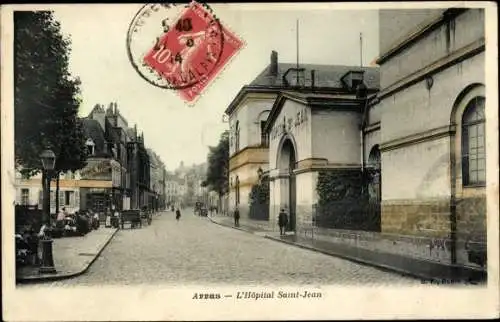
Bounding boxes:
[235,121,240,152]
[462,96,486,186]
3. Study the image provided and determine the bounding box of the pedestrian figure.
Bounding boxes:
[278,208,288,236]
[175,208,181,221]
[234,206,240,227]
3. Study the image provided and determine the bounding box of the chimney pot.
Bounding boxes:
[269,50,278,76]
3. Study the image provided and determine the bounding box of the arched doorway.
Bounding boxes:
[366,145,381,231]
[278,137,297,232]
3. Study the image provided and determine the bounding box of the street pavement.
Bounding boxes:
[20,209,420,287]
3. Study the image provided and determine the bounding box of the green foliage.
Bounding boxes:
[248,177,270,220]
[316,170,364,205]
[14,11,87,178]
[249,178,269,206]
[205,131,229,196]
[315,170,379,231]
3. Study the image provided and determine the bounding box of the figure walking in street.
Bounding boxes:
[278,208,288,236]
[175,208,181,221]
[233,206,240,227]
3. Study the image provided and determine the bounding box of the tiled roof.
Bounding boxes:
[225,62,379,115]
[250,63,379,90]
[82,118,108,156]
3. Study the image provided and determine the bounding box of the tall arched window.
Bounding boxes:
[235,121,240,152]
[462,96,486,186]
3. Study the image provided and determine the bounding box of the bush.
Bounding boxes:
[248,178,269,221]
[315,170,380,232]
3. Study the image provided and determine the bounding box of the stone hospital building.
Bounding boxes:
[225,8,487,268]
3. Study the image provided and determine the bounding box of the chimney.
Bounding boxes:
[91,104,106,131]
[114,102,118,115]
[311,70,315,90]
[106,103,114,116]
[269,50,278,76]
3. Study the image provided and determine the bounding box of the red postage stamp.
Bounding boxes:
[141,1,244,103]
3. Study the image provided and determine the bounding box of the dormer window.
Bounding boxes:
[86,138,95,156]
[341,70,365,91]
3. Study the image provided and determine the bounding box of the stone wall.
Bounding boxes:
[381,198,451,237]
[455,195,487,266]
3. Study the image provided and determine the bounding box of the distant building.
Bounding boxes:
[147,148,167,211]
[126,126,151,210]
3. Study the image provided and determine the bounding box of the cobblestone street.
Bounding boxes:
[21,210,420,287]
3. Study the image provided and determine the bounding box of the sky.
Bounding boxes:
[52,3,379,171]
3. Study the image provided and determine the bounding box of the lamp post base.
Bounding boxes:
[39,238,57,274]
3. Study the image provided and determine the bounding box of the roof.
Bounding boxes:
[250,63,379,89]
[126,127,136,141]
[225,63,379,115]
[82,118,108,156]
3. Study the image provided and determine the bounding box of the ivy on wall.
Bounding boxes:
[248,177,270,221]
[316,169,380,232]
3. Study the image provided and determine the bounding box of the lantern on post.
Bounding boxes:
[39,149,57,274]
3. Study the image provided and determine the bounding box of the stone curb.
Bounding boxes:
[264,234,424,280]
[16,228,119,284]
[208,216,485,284]
[206,216,257,234]
[207,217,416,278]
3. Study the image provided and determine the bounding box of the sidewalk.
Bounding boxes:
[16,227,118,283]
[208,215,486,284]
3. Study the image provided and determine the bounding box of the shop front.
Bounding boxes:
[79,159,114,216]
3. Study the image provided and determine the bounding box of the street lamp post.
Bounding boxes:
[39,149,57,274]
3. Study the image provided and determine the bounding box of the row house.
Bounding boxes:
[15,103,167,215]
[127,127,152,210]
[147,148,167,211]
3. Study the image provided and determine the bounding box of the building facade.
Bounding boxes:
[79,114,116,213]
[126,127,152,210]
[147,149,167,211]
[372,8,486,266]
[224,8,487,269]
[15,171,80,215]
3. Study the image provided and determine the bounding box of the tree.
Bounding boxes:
[204,131,229,210]
[14,11,87,212]
[14,11,86,178]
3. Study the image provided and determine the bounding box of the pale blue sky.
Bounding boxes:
[53,3,379,170]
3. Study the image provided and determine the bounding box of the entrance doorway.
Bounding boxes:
[278,138,297,232]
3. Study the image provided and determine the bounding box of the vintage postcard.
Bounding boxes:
[1,1,499,321]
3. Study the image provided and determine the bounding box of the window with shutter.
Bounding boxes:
[50,191,55,205]
[75,190,80,209]
[59,191,65,207]
[38,190,43,209]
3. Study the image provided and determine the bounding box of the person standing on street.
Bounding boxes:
[175,208,181,221]
[278,208,288,236]
[234,206,240,227]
